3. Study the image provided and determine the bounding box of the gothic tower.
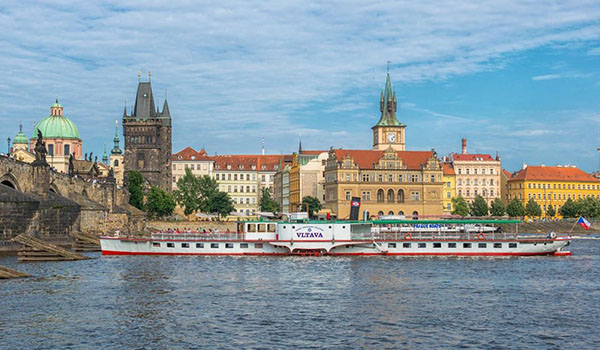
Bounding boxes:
[372,71,406,151]
[122,74,172,191]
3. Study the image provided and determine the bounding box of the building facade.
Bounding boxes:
[123,77,172,192]
[171,147,213,190]
[289,150,328,212]
[109,120,125,186]
[507,165,600,218]
[323,148,443,219]
[452,139,501,205]
[442,163,456,214]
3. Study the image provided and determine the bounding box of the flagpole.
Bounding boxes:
[568,217,580,233]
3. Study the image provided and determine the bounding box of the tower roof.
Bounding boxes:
[111,120,122,155]
[132,82,156,119]
[14,123,28,144]
[374,72,404,127]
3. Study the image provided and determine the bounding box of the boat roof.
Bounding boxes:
[240,219,520,224]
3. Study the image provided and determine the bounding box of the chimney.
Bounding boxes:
[522,162,527,170]
[461,138,467,154]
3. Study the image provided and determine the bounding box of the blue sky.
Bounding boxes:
[1,0,600,172]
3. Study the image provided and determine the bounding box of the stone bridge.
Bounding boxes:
[0,155,144,249]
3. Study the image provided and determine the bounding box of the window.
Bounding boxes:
[167,243,175,248]
[346,174,351,182]
[403,242,411,248]
[448,242,457,248]
[388,243,397,248]
[362,173,369,182]
[398,175,403,182]
[378,174,383,182]
[433,243,442,248]
[431,175,435,183]
[255,243,263,248]
[463,243,472,248]
[64,144,70,156]
[240,243,249,248]
[152,242,160,247]
[182,243,190,248]
[362,191,371,200]
[196,243,204,248]
[48,144,54,156]
[225,243,234,249]
[345,191,351,201]
[411,174,419,182]
[509,243,517,248]
[388,175,393,182]
[493,243,502,249]
[211,243,219,248]
[478,243,487,248]
[418,243,426,248]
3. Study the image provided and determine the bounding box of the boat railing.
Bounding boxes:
[151,232,246,241]
[351,231,517,241]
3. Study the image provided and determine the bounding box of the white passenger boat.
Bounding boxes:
[100,219,572,257]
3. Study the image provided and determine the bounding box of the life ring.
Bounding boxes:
[404,233,412,240]
[477,233,485,240]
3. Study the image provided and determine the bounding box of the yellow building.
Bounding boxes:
[507,164,600,218]
[323,147,443,220]
[288,150,328,212]
[442,163,455,214]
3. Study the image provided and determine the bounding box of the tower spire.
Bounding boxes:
[111,120,122,155]
[298,135,303,154]
[374,70,402,127]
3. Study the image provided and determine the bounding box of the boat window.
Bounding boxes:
[329,226,332,229]
[494,243,502,249]
[509,243,517,248]
[388,243,396,248]
[247,224,256,232]
[292,226,295,229]
[211,243,219,249]
[258,224,266,232]
[167,243,175,248]
[433,243,442,248]
[182,243,190,248]
[478,243,487,248]
[255,243,263,248]
[225,243,234,249]
[448,243,456,248]
[403,242,411,248]
[240,243,249,248]
[268,224,276,232]
[152,242,160,247]
[463,243,472,248]
[196,243,204,248]
[418,242,426,248]
[283,226,286,229]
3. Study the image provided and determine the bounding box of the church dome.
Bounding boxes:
[13,124,28,144]
[31,99,81,140]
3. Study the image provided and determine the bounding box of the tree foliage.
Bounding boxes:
[127,170,145,211]
[173,168,203,215]
[469,195,489,216]
[302,196,322,217]
[546,204,556,218]
[506,198,525,218]
[559,198,578,218]
[575,197,600,218]
[489,198,506,217]
[451,196,469,216]
[259,187,280,213]
[525,198,542,218]
[197,175,220,214]
[207,191,235,219]
[146,186,175,218]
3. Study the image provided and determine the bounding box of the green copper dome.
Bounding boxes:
[14,123,28,144]
[31,100,81,140]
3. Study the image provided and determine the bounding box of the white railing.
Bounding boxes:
[151,232,246,241]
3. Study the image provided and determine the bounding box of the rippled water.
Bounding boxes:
[1,239,599,350]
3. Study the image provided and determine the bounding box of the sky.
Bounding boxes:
[1,0,600,173]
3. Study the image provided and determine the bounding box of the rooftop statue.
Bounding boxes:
[33,130,48,165]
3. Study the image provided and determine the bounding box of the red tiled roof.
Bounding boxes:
[213,154,292,171]
[442,163,455,175]
[502,169,512,179]
[453,153,495,161]
[300,150,328,155]
[332,149,434,170]
[510,166,600,182]
[172,147,211,161]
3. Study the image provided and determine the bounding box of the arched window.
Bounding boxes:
[378,211,384,216]
[114,159,119,166]
[398,211,404,216]
[412,211,419,220]
[377,189,384,203]
[397,189,405,203]
[388,211,394,215]
[387,189,394,203]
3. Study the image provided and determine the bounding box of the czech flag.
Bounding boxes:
[577,216,591,230]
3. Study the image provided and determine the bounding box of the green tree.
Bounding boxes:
[489,198,506,217]
[575,197,600,218]
[259,187,280,213]
[208,191,235,219]
[302,196,323,217]
[506,198,525,218]
[525,198,542,218]
[546,204,556,218]
[198,175,220,213]
[146,186,175,218]
[559,198,578,218]
[173,168,202,215]
[470,195,489,216]
[127,170,145,211]
[451,196,469,216]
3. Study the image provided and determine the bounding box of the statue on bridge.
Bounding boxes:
[32,130,48,166]
[68,153,74,177]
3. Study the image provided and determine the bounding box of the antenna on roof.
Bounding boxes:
[138,71,141,82]
[148,70,152,82]
[262,137,265,156]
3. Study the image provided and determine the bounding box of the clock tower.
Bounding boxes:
[372,71,406,151]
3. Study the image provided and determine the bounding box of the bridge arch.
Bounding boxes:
[0,173,21,191]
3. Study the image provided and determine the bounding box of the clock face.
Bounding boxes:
[386,132,396,143]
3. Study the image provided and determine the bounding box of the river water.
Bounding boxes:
[1,238,599,350]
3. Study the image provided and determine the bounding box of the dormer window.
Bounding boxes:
[239,165,244,169]
[261,165,266,170]
[227,165,231,170]
[251,165,256,170]
[191,156,196,160]
[178,155,182,160]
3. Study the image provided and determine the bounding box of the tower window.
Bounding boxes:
[64,144,70,156]
[48,144,54,156]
